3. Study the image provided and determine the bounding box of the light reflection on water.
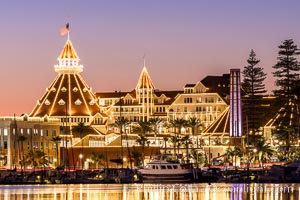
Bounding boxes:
[0,183,299,200]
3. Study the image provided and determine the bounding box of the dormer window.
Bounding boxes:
[61,87,67,92]
[58,99,65,105]
[89,99,95,105]
[75,99,82,105]
[73,87,78,92]
[45,99,50,105]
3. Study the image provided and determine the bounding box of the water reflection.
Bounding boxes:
[0,183,299,200]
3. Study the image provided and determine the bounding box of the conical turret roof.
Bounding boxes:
[58,39,79,59]
[136,66,155,89]
[30,39,100,117]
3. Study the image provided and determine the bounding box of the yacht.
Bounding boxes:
[139,155,196,183]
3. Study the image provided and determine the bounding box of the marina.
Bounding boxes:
[0,183,298,200]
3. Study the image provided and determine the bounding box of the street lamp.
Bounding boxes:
[79,154,83,170]
[253,149,257,167]
[53,158,57,169]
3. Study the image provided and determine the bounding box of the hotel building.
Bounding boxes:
[0,38,241,169]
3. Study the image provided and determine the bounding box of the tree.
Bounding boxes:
[273,39,300,98]
[136,135,149,167]
[112,118,134,168]
[131,147,142,167]
[242,49,267,136]
[187,117,202,148]
[149,118,164,144]
[163,137,169,154]
[252,140,274,168]
[72,122,93,139]
[90,152,104,169]
[181,135,192,163]
[132,121,152,136]
[272,39,300,148]
[17,135,27,171]
[51,136,62,166]
[72,122,93,163]
[24,150,49,168]
[169,118,188,156]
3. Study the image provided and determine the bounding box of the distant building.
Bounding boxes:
[0,115,60,169]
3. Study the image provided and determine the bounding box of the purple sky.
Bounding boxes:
[1,1,300,116]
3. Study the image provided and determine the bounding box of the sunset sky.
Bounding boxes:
[0,1,300,116]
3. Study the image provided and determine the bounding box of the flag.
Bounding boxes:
[60,23,69,36]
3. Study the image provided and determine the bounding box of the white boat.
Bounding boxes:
[138,155,196,183]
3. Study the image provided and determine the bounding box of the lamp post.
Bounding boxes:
[79,154,83,172]
[253,148,257,167]
[208,134,211,167]
[54,158,57,169]
[116,90,124,169]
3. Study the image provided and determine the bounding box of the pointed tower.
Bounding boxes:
[135,63,155,121]
[30,39,101,124]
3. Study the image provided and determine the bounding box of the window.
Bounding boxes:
[161,165,166,169]
[196,106,201,112]
[3,129,8,136]
[184,97,192,103]
[33,141,38,149]
[205,97,214,103]
[34,129,38,136]
[184,107,187,112]
[52,130,56,137]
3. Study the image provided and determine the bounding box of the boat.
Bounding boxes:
[138,155,196,183]
[98,168,142,183]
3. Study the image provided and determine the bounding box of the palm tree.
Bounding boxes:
[187,117,202,148]
[72,122,93,139]
[90,152,104,169]
[51,136,62,167]
[136,135,149,167]
[190,149,206,166]
[163,137,169,154]
[181,135,192,163]
[24,150,49,168]
[149,118,164,144]
[169,118,187,155]
[17,135,27,171]
[131,147,142,167]
[132,121,153,136]
[169,136,177,156]
[72,122,93,165]
[112,118,132,168]
[253,140,274,168]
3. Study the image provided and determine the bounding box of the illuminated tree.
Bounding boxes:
[272,39,300,148]
[273,39,300,98]
[242,49,267,137]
